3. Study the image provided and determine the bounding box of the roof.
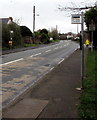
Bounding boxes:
[1,18,9,24]
[0,17,13,24]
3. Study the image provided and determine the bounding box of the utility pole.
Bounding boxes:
[56,25,58,31]
[33,6,35,42]
[33,6,35,33]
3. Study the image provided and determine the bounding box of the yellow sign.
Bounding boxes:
[9,41,12,46]
[85,39,90,46]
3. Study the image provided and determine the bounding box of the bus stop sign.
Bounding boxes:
[71,14,81,24]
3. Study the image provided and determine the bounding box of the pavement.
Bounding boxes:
[2,48,82,119]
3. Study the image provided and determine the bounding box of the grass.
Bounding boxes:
[50,39,59,43]
[2,40,59,50]
[79,49,97,120]
[23,43,38,47]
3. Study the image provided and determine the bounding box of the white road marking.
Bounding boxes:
[54,47,58,50]
[66,43,69,46]
[45,50,51,53]
[59,46,63,48]
[50,67,54,71]
[58,58,65,65]
[75,48,77,51]
[30,53,42,57]
[1,58,24,66]
[66,55,69,58]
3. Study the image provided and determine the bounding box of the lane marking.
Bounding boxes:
[58,58,65,65]
[45,50,51,53]
[59,46,62,48]
[30,53,41,57]
[1,58,24,66]
[66,55,69,58]
[54,47,58,50]
[66,43,69,46]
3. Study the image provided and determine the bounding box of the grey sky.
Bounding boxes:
[0,0,96,33]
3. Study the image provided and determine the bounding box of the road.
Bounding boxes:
[1,40,79,108]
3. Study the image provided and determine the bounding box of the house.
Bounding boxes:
[1,17,33,45]
[1,17,13,24]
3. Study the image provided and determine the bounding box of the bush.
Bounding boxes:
[2,23,22,48]
[20,26,32,37]
[40,29,50,44]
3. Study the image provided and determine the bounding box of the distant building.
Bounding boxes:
[67,34,74,40]
[1,17,34,44]
[59,33,67,40]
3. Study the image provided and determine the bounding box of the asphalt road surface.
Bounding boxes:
[1,40,79,108]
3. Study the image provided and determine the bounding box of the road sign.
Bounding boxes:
[9,41,12,46]
[89,24,95,31]
[71,14,81,24]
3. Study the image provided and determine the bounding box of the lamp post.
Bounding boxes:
[81,12,84,88]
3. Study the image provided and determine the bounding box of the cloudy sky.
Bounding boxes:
[0,0,96,33]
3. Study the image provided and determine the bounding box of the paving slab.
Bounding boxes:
[3,98,48,119]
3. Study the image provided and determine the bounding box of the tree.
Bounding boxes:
[2,23,22,48]
[9,23,22,46]
[40,29,48,34]
[84,8,97,48]
[20,26,32,37]
[2,24,10,47]
[84,8,97,30]
[49,28,59,40]
[40,29,50,43]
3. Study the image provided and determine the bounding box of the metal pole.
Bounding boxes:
[91,20,93,52]
[77,24,78,34]
[81,12,84,89]
[91,31,93,51]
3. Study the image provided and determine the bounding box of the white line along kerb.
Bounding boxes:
[45,50,51,53]
[30,53,41,57]
[54,47,58,50]
[1,58,24,66]
[58,58,64,65]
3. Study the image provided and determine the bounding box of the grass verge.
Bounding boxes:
[79,49,97,120]
[23,43,38,47]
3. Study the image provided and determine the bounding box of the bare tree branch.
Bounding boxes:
[58,1,97,13]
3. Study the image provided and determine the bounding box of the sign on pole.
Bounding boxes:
[71,14,81,24]
[71,13,84,89]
